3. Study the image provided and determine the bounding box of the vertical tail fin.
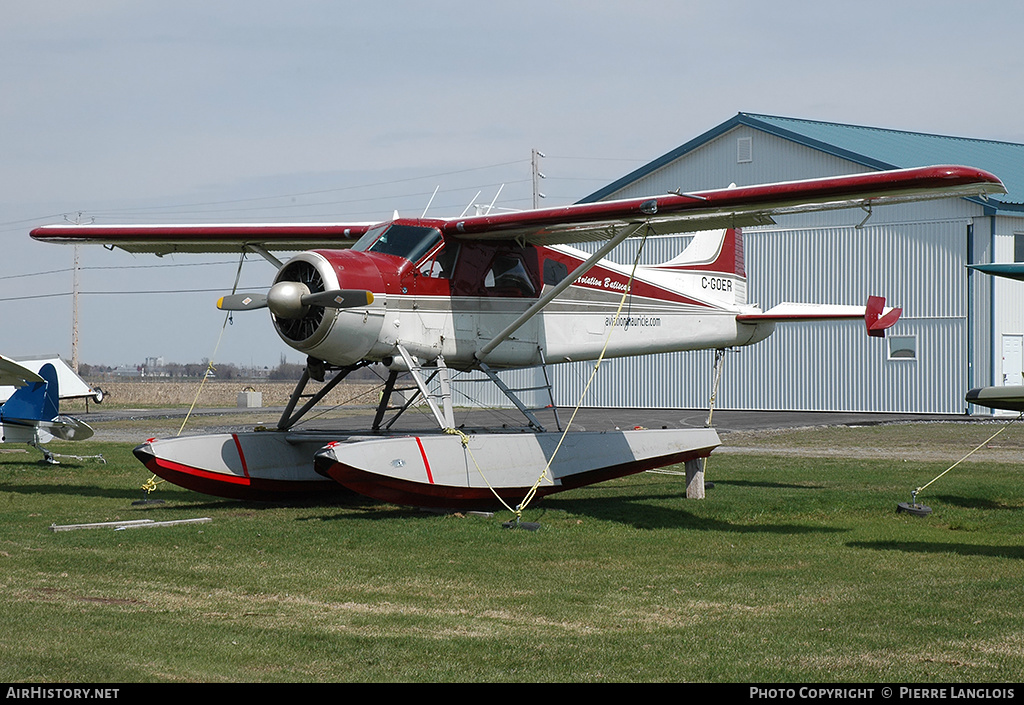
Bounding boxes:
[1,363,59,423]
[654,228,745,277]
[652,228,746,305]
[865,295,902,337]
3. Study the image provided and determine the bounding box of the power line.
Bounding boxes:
[0,259,253,282]
[18,160,533,224]
[0,286,266,303]
[1,155,600,229]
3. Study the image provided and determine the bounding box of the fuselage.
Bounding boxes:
[267,220,774,370]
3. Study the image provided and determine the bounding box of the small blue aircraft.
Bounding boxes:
[0,355,99,464]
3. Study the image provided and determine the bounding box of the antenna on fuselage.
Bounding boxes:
[462,185,505,216]
[484,184,504,215]
[460,191,483,217]
[421,185,440,218]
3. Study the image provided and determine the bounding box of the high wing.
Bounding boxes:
[29,222,375,255]
[30,165,1004,252]
[0,354,45,388]
[442,165,1005,245]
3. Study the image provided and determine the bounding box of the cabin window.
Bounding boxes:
[485,255,536,296]
[352,224,442,264]
[543,258,569,286]
[419,242,461,279]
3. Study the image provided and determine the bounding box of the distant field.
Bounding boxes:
[67,378,381,410]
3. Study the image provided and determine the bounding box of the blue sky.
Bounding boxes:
[3,1,1023,369]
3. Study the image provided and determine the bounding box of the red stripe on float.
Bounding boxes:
[415,437,434,484]
[232,434,251,478]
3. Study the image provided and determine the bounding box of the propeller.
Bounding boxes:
[218,282,374,319]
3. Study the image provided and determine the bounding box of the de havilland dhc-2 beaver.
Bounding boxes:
[31,164,1005,508]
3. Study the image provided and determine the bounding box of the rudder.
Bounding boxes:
[1,363,59,423]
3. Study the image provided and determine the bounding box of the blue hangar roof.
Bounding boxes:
[582,112,1024,213]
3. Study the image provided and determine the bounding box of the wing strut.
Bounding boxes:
[395,345,455,430]
[277,359,370,430]
[476,221,648,361]
[245,244,284,268]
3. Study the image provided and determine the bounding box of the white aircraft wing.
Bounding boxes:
[0,356,101,404]
[0,355,45,388]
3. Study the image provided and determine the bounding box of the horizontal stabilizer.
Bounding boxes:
[965,386,1024,412]
[40,416,95,441]
[736,296,901,337]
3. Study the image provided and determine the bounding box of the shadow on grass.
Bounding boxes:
[0,456,837,532]
[142,491,389,515]
[927,494,1024,512]
[711,479,825,490]
[543,494,843,534]
[0,481,149,502]
[849,540,1024,560]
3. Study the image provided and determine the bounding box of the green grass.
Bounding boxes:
[1,425,1023,683]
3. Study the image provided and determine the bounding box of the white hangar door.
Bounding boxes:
[1002,335,1023,386]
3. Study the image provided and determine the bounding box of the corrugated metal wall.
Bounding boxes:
[539,219,972,413]
[451,220,976,415]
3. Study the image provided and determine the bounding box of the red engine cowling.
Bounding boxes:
[270,250,388,366]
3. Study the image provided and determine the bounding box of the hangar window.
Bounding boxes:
[888,335,917,361]
[1014,233,1024,262]
[737,137,753,163]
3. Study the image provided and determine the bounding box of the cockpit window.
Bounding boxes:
[351,223,442,264]
[351,224,388,251]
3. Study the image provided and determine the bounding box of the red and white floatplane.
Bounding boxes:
[32,164,1005,508]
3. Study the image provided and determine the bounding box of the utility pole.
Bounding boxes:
[531,149,546,209]
[72,244,80,372]
[65,212,91,373]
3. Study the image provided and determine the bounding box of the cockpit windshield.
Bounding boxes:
[351,223,442,264]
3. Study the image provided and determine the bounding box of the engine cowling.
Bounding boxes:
[271,251,386,366]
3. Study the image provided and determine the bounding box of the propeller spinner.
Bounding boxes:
[218,282,373,319]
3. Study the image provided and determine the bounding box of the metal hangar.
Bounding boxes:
[545,113,1024,416]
